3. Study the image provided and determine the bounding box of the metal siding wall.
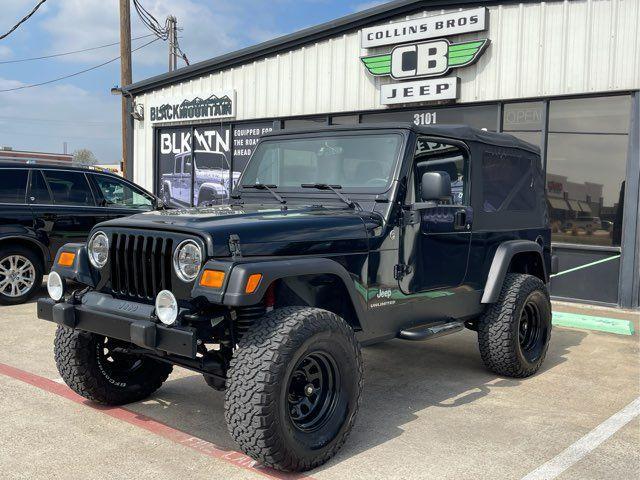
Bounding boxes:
[133,0,640,190]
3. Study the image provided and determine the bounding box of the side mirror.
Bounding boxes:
[154,197,165,209]
[420,171,452,202]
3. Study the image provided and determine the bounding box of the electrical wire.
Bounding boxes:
[0,0,48,41]
[0,37,160,93]
[0,34,155,65]
[132,0,190,66]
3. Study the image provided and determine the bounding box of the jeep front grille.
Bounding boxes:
[110,233,173,300]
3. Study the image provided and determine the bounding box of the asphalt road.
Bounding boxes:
[1,290,638,480]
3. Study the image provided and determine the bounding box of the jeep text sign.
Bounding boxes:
[150,91,236,124]
[380,77,457,105]
[361,7,487,48]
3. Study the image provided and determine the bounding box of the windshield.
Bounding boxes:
[240,134,402,191]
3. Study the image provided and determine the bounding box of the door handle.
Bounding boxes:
[454,210,467,230]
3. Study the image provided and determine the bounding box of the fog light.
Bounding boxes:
[155,290,178,326]
[47,271,65,301]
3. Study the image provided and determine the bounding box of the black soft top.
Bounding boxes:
[264,122,540,154]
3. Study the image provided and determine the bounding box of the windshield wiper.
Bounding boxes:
[242,183,286,204]
[301,183,360,210]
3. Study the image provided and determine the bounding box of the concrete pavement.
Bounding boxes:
[0,289,638,479]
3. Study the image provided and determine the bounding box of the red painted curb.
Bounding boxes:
[0,362,313,480]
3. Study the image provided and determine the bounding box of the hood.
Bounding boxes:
[99,203,383,257]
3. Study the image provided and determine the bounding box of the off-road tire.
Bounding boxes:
[54,326,173,405]
[225,307,363,472]
[478,273,551,378]
[0,245,43,305]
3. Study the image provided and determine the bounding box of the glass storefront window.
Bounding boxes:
[549,96,631,134]
[503,102,544,149]
[546,95,631,247]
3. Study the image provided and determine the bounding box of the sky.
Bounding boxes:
[0,0,386,163]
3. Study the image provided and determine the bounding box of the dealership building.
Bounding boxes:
[125,0,640,309]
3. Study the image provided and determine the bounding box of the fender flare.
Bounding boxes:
[0,234,49,269]
[196,183,228,206]
[481,240,545,304]
[193,257,368,324]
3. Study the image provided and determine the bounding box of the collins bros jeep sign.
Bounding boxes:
[361,8,489,105]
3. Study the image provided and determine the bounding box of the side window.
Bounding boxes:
[94,175,153,209]
[184,155,192,175]
[482,152,536,212]
[0,169,28,204]
[174,157,182,174]
[29,170,52,204]
[413,138,469,205]
[42,170,95,206]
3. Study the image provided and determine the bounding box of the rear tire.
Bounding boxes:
[54,326,173,405]
[478,273,551,378]
[225,307,363,472]
[0,245,43,305]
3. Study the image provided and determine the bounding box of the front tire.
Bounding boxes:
[54,326,173,405]
[478,273,551,378]
[225,307,363,472]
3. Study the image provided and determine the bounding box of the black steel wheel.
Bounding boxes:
[225,307,363,472]
[478,273,552,378]
[287,351,339,432]
[54,327,173,405]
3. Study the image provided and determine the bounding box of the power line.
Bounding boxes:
[0,37,160,93]
[0,33,155,65]
[0,0,48,41]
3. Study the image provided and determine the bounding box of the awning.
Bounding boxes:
[548,197,570,210]
[567,200,581,211]
[578,201,592,214]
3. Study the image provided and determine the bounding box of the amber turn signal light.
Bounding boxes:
[245,274,262,294]
[57,252,76,267]
[199,269,225,288]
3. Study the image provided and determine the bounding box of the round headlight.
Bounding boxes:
[155,290,178,326]
[47,271,65,301]
[88,231,109,268]
[173,240,202,282]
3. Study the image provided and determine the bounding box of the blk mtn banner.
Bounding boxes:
[150,92,236,123]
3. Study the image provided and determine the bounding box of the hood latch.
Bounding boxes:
[229,234,242,259]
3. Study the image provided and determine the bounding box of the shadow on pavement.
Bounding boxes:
[124,326,586,469]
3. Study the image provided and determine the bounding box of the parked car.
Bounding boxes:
[39,124,553,472]
[160,152,241,207]
[0,161,160,304]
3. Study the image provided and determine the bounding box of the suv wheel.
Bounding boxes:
[225,307,363,472]
[0,245,43,305]
[54,327,173,405]
[478,273,551,378]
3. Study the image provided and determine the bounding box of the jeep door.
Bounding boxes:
[398,137,472,295]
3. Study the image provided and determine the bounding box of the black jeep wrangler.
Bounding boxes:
[38,124,552,472]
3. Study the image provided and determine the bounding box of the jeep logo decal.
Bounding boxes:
[362,39,489,80]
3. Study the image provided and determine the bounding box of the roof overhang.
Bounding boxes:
[126,0,541,96]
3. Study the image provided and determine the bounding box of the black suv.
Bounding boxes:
[38,124,553,472]
[0,162,159,304]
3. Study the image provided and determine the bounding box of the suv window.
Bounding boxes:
[43,170,95,206]
[413,138,469,205]
[93,175,153,209]
[0,169,28,204]
[29,170,52,204]
[482,152,536,212]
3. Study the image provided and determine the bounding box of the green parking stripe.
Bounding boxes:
[550,254,621,278]
[553,311,635,336]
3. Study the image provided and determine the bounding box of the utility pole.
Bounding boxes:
[119,0,132,178]
[168,16,178,72]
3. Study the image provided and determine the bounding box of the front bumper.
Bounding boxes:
[37,292,197,358]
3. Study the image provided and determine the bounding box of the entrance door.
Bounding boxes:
[398,137,472,294]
